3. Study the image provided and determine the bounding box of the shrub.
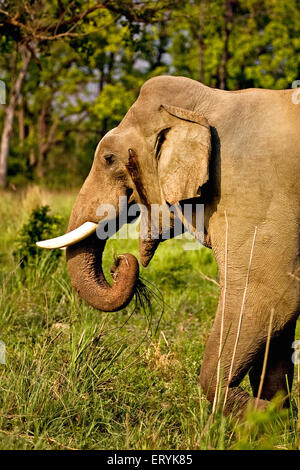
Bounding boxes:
[13,205,63,269]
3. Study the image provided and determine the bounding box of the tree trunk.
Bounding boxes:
[66,198,139,312]
[198,0,205,83]
[36,101,57,180]
[153,22,168,70]
[36,103,48,179]
[17,97,25,142]
[0,47,31,187]
[219,0,236,90]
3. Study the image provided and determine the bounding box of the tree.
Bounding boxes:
[0,44,32,187]
[2,0,300,188]
[0,0,111,186]
[0,0,181,187]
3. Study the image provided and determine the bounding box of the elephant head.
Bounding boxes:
[37,77,211,312]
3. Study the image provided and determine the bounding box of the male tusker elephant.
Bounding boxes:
[37,76,300,415]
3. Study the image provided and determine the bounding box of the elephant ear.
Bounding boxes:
[157,104,211,205]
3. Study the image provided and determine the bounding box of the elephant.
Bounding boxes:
[37,75,300,416]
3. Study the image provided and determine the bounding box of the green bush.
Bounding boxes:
[13,205,63,269]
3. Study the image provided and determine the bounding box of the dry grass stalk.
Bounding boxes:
[288,267,300,283]
[198,269,220,287]
[298,359,300,450]
[223,225,258,410]
[255,307,274,408]
[212,210,228,414]
[21,185,48,214]
[0,429,77,450]
[291,268,300,449]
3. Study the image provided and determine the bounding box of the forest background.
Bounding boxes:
[1,0,300,189]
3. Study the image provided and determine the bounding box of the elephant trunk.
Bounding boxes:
[66,226,139,313]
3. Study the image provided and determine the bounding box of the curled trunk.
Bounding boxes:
[66,233,139,312]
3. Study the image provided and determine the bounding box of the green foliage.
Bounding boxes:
[233,394,292,450]
[13,205,63,269]
[91,83,137,131]
[2,0,300,187]
[169,0,300,89]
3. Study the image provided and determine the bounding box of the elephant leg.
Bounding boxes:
[199,301,270,416]
[249,320,296,407]
[200,212,299,416]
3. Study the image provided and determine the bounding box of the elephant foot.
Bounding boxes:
[200,370,270,418]
[223,387,269,418]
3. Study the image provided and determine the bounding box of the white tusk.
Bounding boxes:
[36,222,98,249]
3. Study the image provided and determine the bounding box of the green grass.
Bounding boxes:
[0,186,299,450]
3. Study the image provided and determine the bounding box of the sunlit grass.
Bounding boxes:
[0,186,299,449]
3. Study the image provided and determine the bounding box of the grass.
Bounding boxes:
[0,186,299,450]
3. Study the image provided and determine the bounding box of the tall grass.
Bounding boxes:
[0,187,299,450]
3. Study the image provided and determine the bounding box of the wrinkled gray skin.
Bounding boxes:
[67,76,300,415]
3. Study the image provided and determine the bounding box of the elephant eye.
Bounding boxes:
[104,154,115,165]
